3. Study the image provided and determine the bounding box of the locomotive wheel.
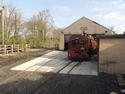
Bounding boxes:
[86,53,91,60]
[85,53,89,60]
[87,54,89,58]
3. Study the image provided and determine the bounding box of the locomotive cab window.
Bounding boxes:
[72,39,85,44]
[79,39,85,44]
[75,39,79,43]
[71,39,75,44]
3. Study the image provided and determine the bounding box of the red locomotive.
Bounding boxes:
[67,34,98,59]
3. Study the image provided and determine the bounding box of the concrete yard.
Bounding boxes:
[10,51,98,76]
[0,50,121,94]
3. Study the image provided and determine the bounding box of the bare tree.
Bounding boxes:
[4,5,24,38]
[4,5,16,38]
[37,9,54,42]
[47,25,64,41]
[108,26,117,35]
[26,9,54,42]
[53,27,64,41]
[26,15,37,38]
[108,26,114,31]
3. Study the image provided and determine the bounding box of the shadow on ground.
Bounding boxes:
[0,72,121,94]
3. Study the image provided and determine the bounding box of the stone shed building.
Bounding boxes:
[59,16,113,50]
[98,34,125,74]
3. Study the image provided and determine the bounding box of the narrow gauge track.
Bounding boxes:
[28,61,73,94]
[28,61,86,94]
[0,51,64,94]
[3,60,71,94]
[48,62,79,94]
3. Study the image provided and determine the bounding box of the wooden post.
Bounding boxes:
[55,44,56,50]
[18,44,19,53]
[11,45,13,54]
[21,44,23,52]
[4,45,6,55]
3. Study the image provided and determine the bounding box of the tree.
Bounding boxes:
[26,15,37,38]
[4,5,24,39]
[109,26,114,31]
[113,31,117,35]
[4,5,16,38]
[108,26,117,35]
[53,27,64,41]
[0,4,58,48]
[36,9,53,42]
[26,9,53,42]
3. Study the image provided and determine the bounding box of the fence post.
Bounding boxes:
[11,45,13,54]
[18,44,19,53]
[22,44,23,52]
[54,44,55,50]
[55,44,56,50]
[4,45,6,55]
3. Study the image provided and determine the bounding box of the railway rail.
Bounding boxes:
[28,61,72,94]
[29,61,80,94]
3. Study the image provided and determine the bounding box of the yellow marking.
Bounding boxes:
[81,47,85,50]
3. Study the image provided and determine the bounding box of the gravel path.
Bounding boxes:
[0,49,51,67]
[30,73,121,94]
[0,49,51,83]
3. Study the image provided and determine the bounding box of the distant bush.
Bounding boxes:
[12,38,16,45]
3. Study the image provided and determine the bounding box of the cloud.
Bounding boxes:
[110,1,119,5]
[119,4,125,9]
[95,12,125,20]
[53,6,71,11]
[89,7,112,12]
[89,8,105,12]
[110,1,121,5]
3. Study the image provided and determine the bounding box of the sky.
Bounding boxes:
[2,0,125,34]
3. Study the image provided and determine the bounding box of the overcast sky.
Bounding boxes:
[3,0,125,34]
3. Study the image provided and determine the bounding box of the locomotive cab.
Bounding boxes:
[67,35,91,59]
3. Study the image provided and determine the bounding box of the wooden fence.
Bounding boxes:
[0,43,59,55]
[0,44,30,55]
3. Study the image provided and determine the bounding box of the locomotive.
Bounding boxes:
[67,33,98,59]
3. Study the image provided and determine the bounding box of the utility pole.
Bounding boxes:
[1,0,4,45]
[14,12,17,37]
